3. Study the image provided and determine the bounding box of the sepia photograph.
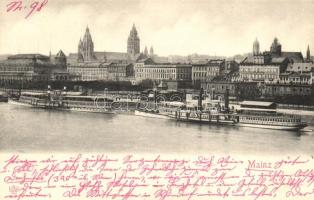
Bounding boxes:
[0,0,314,199]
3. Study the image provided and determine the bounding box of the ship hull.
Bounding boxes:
[66,107,114,114]
[236,122,306,131]
[134,110,170,119]
[8,98,33,107]
[169,115,235,125]
[8,99,114,114]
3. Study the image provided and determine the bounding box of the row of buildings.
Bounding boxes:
[202,38,314,101]
[0,24,313,102]
[0,51,72,84]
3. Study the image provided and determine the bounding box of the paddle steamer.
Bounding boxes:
[8,88,114,114]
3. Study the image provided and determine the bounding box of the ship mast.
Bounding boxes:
[198,88,203,111]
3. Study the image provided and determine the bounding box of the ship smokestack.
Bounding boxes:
[198,88,203,111]
[225,88,229,112]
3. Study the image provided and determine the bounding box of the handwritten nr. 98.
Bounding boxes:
[0,154,314,200]
[6,0,48,19]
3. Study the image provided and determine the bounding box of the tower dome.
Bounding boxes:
[270,37,282,55]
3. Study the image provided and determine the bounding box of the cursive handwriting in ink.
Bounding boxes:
[6,0,49,19]
[1,154,314,200]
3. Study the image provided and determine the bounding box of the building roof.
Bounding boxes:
[95,51,131,61]
[8,54,50,60]
[109,63,132,67]
[271,57,287,64]
[51,68,69,73]
[208,59,225,65]
[241,56,253,64]
[241,55,288,65]
[68,52,132,63]
[152,56,169,63]
[56,50,66,58]
[280,71,311,78]
[264,51,304,63]
[240,101,275,107]
[281,52,304,63]
[0,59,35,65]
[136,57,155,64]
[0,54,10,61]
[68,62,110,68]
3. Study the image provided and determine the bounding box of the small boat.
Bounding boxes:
[134,110,170,119]
[0,91,8,102]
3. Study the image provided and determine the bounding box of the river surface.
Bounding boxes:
[0,103,313,155]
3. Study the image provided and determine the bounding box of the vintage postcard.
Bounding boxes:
[0,0,314,199]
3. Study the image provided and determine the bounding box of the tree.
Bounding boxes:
[139,79,154,89]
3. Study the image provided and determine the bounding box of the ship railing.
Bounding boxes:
[239,115,301,123]
[278,104,314,111]
[62,100,112,109]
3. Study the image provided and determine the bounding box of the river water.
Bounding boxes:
[0,103,313,155]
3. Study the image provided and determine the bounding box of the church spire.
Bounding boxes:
[144,46,148,56]
[306,45,311,61]
[253,37,260,56]
[150,46,154,56]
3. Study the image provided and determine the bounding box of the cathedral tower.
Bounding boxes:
[78,26,95,62]
[127,24,140,56]
[253,38,260,55]
[270,37,282,56]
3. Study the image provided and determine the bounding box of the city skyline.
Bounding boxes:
[0,0,313,57]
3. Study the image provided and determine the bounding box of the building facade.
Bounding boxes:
[279,72,313,85]
[135,58,192,82]
[239,39,291,83]
[0,52,71,85]
[263,84,313,97]
[286,62,314,72]
[239,64,282,82]
[67,62,109,81]
[192,59,225,84]
[201,81,260,100]
[107,63,134,81]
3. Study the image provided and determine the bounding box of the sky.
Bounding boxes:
[0,0,313,57]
